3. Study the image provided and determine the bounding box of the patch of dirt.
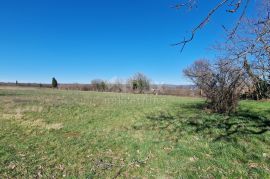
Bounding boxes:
[248,162,260,169]
[15,106,43,113]
[64,132,81,138]
[20,119,63,130]
[2,105,43,120]
[0,86,40,91]
[2,113,23,120]
[45,123,64,130]
[189,156,198,162]
[13,99,32,103]
[2,114,14,119]
[132,131,145,141]
[3,104,61,130]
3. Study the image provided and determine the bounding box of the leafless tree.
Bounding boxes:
[109,78,125,93]
[129,73,151,94]
[91,79,108,92]
[184,59,246,114]
[213,2,270,99]
[179,0,270,101]
[173,0,259,51]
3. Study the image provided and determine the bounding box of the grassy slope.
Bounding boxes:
[0,87,269,178]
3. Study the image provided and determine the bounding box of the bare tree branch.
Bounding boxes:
[174,0,250,51]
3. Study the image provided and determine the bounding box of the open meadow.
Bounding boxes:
[0,87,270,178]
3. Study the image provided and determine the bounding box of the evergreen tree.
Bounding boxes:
[52,77,58,88]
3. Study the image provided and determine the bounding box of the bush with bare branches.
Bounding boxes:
[129,73,151,94]
[184,59,246,114]
[179,0,270,101]
[91,79,108,92]
[212,2,270,99]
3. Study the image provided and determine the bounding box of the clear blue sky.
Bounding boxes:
[0,0,252,84]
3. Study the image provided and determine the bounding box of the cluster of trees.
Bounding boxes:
[91,79,108,92]
[90,73,151,93]
[182,0,270,114]
[128,73,151,93]
[52,73,152,94]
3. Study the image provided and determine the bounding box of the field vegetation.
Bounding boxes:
[0,87,269,178]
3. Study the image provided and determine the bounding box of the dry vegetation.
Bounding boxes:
[0,87,269,178]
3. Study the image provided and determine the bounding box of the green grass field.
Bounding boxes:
[0,87,269,178]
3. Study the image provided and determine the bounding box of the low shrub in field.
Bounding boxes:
[184,59,245,114]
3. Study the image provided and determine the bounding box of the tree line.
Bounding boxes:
[50,73,151,94]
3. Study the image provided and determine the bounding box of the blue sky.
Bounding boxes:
[0,0,252,84]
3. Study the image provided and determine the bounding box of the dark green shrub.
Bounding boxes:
[52,77,58,88]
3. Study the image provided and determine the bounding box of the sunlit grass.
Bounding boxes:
[0,87,269,178]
